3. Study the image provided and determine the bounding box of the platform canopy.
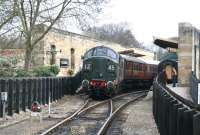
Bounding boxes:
[153,37,178,49]
[118,50,145,57]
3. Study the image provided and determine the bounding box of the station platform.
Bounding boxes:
[122,91,159,135]
[166,84,193,102]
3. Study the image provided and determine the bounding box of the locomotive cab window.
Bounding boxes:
[93,47,118,60]
[107,49,117,59]
[84,49,93,59]
[93,47,107,56]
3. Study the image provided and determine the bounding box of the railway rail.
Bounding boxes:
[39,90,148,135]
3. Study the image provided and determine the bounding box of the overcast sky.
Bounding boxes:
[97,0,200,43]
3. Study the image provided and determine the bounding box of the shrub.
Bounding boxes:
[33,65,60,77]
[0,57,11,68]
[0,68,15,77]
[15,69,33,77]
[0,65,60,77]
[49,64,60,75]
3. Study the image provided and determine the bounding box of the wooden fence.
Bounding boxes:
[153,73,200,135]
[0,71,82,117]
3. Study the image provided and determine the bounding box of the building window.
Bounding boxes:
[50,45,56,65]
[71,48,75,69]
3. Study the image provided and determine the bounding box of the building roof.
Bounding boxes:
[153,37,178,49]
[138,58,160,65]
[118,49,145,57]
[120,54,146,63]
[159,52,178,62]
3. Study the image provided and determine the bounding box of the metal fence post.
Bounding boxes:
[8,79,14,116]
[177,107,188,135]
[62,78,65,95]
[183,110,196,135]
[53,78,56,101]
[42,78,46,105]
[38,78,42,104]
[46,78,49,104]
[54,78,57,100]
[168,99,177,135]
[22,79,26,112]
[60,78,62,97]
[193,113,200,135]
[0,79,1,117]
[0,79,6,117]
[54,78,56,101]
[33,78,37,102]
[50,78,53,102]
[28,78,32,109]
[59,78,62,99]
[164,96,173,135]
[15,79,20,113]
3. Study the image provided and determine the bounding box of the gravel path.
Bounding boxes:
[0,95,85,135]
[0,92,159,135]
[122,91,159,135]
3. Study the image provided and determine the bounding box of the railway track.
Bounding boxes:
[39,90,148,135]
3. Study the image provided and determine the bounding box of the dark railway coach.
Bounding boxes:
[81,46,158,98]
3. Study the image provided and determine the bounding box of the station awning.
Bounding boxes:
[153,37,178,49]
[118,50,145,57]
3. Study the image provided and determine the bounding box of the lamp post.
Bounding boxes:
[1,92,8,120]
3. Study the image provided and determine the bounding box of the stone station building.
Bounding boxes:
[0,25,155,76]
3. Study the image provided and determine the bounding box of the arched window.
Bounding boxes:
[50,45,56,65]
[71,48,75,69]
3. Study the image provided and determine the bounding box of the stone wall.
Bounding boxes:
[42,27,154,76]
[178,23,200,86]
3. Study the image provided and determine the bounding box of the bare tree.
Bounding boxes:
[0,0,108,70]
[0,0,17,30]
[83,23,140,48]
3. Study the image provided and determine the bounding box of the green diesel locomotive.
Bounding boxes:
[81,46,158,98]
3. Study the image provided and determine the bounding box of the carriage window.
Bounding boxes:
[135,64,139,70]
[155,67,157,72]
[150,66,153,72]
[139,64,142,71]
[144,65,147,71]
[141,64,143,71]
[127,62,132,69]
[133,64,136,70]
[133,63,137,70]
